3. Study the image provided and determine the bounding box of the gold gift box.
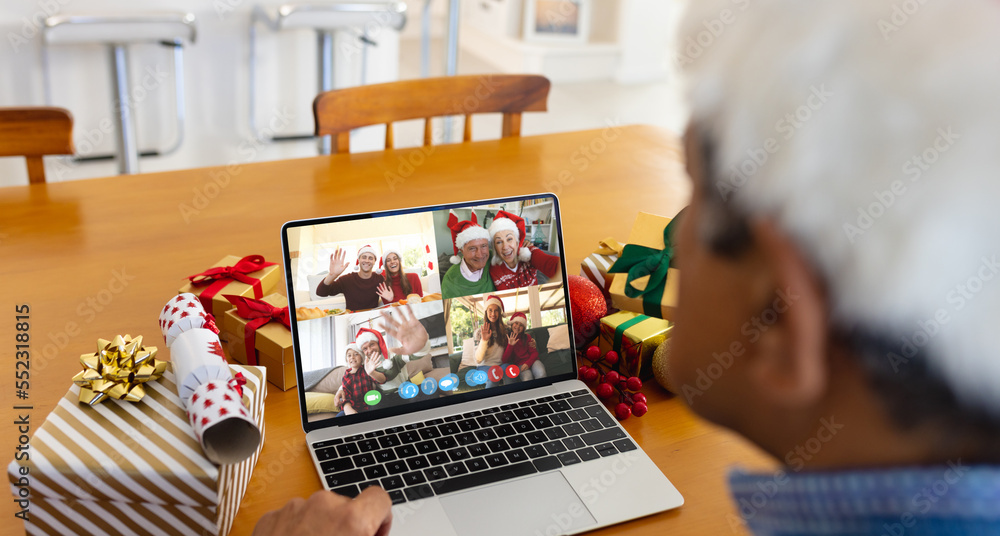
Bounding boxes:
[179,255,281,321]
[7,365,267,536]
[599,311,672,380]
[222,293,296,391]
[609,212,680,321]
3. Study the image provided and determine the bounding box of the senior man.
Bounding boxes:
[256,0,1000,534]
[441,211,495,299]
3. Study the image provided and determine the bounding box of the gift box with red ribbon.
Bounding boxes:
[179,255,281,321]
[221,293,295,391]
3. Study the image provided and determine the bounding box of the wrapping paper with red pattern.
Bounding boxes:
[159,293,219,346]
[159,295,261,465]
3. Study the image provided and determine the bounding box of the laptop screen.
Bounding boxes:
[281,194,577,431]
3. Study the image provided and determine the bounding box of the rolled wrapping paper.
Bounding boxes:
[159,292,219,346]
[160,295,262,465]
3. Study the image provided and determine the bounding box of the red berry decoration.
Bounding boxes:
[584,368,600,383]
[615,402,632,420]
[604,371,620,385]
[596,383,614,399]
[604,351,619,365]
[585,345,602,361]
[568,275,608,347]
[577,366,589,379]
[626,376,643,392]
[632,401,648,417]
[633,393,647,404]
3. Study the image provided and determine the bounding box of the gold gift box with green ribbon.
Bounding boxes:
[608,212,680,321]
[599,311,672,380]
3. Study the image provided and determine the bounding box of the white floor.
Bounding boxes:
[0,38,688,187]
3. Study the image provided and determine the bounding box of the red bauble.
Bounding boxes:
[596,383,614,399]
[568,275,607,346]
[604,351,619,365]
[585,345,602,362]
[632,401,648,417]
[625,377,642,392]
[615,403,632,420]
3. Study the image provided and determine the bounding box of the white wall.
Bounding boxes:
[0,0,409,186]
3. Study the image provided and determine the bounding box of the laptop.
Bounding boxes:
[280,194,683,536]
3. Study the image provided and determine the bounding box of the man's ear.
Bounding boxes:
[745,218,829,408]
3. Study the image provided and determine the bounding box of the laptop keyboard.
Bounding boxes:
[310,389,637,505]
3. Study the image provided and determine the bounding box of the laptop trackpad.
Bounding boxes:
[439,472,597,535]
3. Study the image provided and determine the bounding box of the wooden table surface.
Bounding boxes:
[0,125,777,536]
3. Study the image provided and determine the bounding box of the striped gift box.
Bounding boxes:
[8,365,266,536]
[579,238,623,298]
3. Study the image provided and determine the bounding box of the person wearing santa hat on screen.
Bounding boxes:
[376,247,423,304]
[502,311,545,382]
[488,210,560,290]
[441,211,495,299]
[355,321,429,393]
[315,245,387,311]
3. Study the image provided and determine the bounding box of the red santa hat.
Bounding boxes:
[447,210,490,265]
[357,327,410,368]
[379,246,402,271]
[484,294,504,314]
[488,210,531,266]
[509,311,527,328]
[356,245,380,269]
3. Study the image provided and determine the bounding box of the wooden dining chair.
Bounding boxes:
[313,74,551,154]
[0,107,74,184]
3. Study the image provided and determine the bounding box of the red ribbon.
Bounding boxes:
[223,294,290,366]
[229,372,248,398]
[187,255,276,312]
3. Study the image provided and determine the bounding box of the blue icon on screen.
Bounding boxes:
[465,369,488,386]
[421,377,438,395]
[399,382,419,399]
[439,373,459,392]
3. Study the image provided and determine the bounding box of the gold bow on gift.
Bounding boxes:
[72,335,167,406]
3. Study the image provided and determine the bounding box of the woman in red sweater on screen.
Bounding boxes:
[502,312,546,382]
[376,247,423,304]
[488,211,560,290]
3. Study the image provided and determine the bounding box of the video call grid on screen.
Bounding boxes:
[281,195,576,427]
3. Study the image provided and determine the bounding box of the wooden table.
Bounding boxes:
[0,125,777,536]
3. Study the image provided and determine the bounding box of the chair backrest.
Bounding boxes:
[313,75,551,154]
[0,107,74,184]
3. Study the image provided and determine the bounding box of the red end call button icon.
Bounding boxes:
[488,366,503,383]
[505,364,520,379]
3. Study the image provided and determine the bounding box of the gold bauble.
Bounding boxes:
[652,338,674,393]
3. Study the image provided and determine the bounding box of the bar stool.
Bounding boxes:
[249,2,407,154]
[42,12,197,175]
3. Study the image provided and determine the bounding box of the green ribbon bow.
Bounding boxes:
[607,216,680,318]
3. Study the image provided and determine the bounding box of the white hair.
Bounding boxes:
[681,0,1000,416]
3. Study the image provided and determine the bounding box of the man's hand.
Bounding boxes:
[326,248,350,283]
[376,283,394,304]
[380,305,429,355]
[364,352,381,375]
[253,487,392,536]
